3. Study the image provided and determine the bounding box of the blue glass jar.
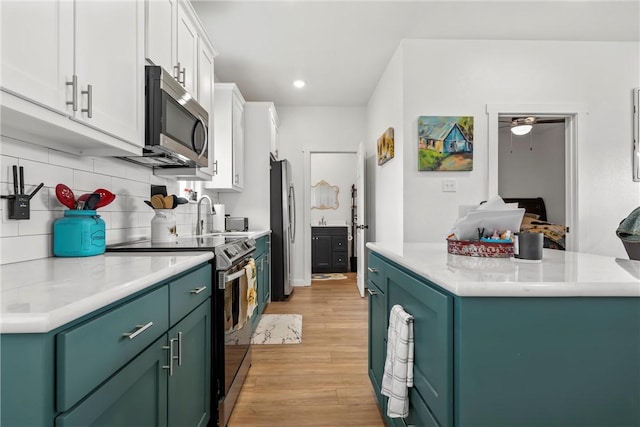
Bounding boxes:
[53,210,106,257]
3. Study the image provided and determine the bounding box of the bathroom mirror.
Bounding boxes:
[311,180,339,210]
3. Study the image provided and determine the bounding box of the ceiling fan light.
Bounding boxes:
[511,124,532,136]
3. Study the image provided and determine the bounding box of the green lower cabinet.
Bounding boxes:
[367,276,386,401]
[56,334,168,427]
[252,235,271,332]
[368,250,640,427]
[168,301,211,427]
[1,263,212,427]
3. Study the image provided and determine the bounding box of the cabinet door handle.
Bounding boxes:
[122,321,153,340]
[173,62,181,80]
[368,267,379,273]
[190,286,207,294]
[162,338,176,376]
[213,160,218,175]
[367,288,378,296]
[176,332,183,367]
[180,67,186,86]
[66,75,78,111]
[81,84,92,118]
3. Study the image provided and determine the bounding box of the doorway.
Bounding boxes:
[498,116,566,224]
[487,103,588,252]
[303,149,363,291]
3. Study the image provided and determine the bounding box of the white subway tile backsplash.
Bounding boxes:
[0,136,49,163]
[1,234,51,264]
[124,163,152,184]
[0,207,20,237]
[20,158,74,188]
[1,154,19,188]
[112,176,149,199]
[49,148,94,172]
[73,170,113,193]
[93,157,127,177]
[27,186,49,211]
[18,210,61,236]
[0,139,209,265]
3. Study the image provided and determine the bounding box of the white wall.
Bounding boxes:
[277,106,365,285]
[498,123,566,224]
[365,46,404,253]
[366,39,640,258]
[0,136,216,264]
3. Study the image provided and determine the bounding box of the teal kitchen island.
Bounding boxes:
[367,242,640,427]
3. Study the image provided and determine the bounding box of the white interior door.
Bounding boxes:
[356,142,366,297]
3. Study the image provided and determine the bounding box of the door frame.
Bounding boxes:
[303,149,358,286]
[486,103,587,252]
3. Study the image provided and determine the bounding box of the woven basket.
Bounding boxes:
[447,239,514,258]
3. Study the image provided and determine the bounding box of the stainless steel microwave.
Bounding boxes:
[129,65,209,168]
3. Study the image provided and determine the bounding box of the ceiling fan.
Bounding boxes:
[499,116,565,135]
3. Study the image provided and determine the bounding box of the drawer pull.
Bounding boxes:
[367,288,378,296]
[368,267,379,273]
[177,332,183,367]
[162,338,176,376]
[122,321,153,340]
[190,286,207,295]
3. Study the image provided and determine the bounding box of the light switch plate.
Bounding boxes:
[442,179,457,192]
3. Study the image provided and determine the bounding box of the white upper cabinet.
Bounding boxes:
[0,0,144,157]
[73,1,144,145]
[176,1,199,98]
[145,0,177,73]
[198,41,216,178]
[0,1,73,115]
[205,84,245,192]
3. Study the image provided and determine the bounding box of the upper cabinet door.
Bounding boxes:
[176,2,198,98]
[198,41,215,177]
[1,0,73,115]
[146,0,178,73]
[232,94,245,189]
[73,0,144,147]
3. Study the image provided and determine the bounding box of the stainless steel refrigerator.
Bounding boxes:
[270,158,296,300]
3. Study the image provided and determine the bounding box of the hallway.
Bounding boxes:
[228,273,385,426]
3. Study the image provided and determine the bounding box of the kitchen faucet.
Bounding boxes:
[196,195,213,235]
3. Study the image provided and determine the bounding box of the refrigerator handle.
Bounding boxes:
[289,184,296,243]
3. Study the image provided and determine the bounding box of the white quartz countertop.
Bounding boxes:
[0,252,213,334]
[367,242,640,297]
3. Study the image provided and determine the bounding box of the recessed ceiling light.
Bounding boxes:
[293,80,306,89]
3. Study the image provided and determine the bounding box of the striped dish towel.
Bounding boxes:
[381,304,414,418]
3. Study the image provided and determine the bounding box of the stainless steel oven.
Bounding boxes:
[106,235,256,427]
[215,244,255,427]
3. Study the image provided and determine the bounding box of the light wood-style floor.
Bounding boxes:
[228,273,386,426]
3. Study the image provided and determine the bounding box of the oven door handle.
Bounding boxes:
[218,268,247,289]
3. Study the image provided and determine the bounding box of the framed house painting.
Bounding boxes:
[418,116,474,171]
[377,127,394,166]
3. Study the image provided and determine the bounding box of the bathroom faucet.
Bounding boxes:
[196,195,213,235]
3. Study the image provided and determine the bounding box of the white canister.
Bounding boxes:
[213,204,225,232]
[151,209,177,243]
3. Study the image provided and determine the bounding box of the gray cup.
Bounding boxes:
[514,232,543,260]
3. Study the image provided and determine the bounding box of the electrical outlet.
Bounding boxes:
[442,179,457,192]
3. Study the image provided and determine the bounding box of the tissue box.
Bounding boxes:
[447,239,514,258]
